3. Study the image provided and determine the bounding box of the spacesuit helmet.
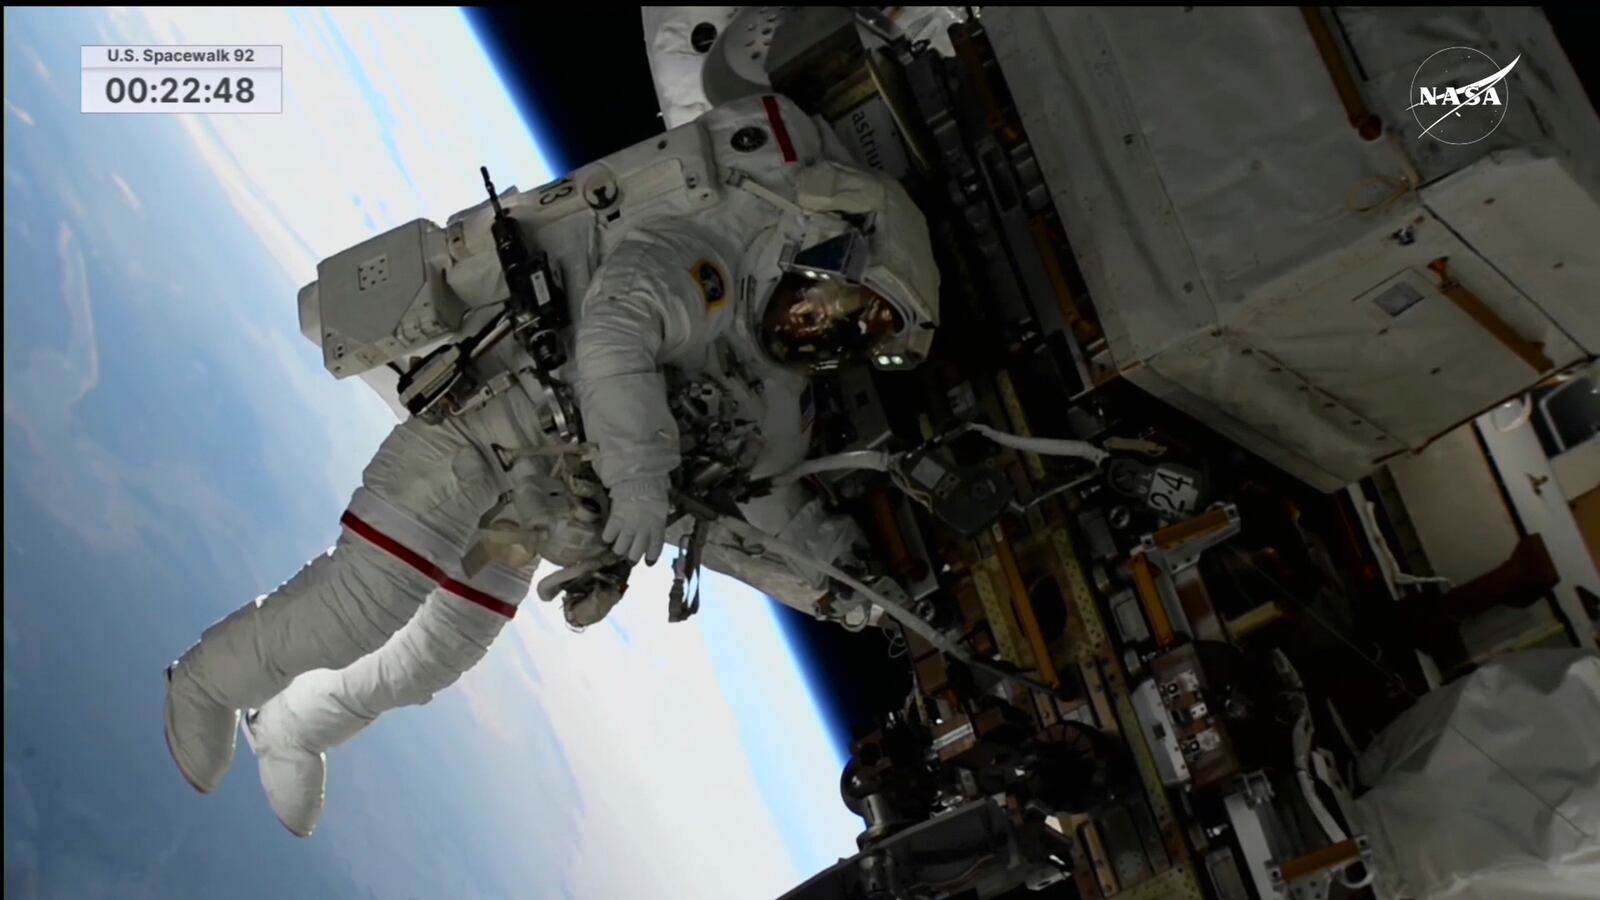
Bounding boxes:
[757,161,940,373]
[761,269,904,369]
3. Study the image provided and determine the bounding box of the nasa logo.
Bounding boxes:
[692,259,727,309]
[1408,46,1522,146]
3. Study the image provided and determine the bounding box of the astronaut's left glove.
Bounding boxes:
[603,476,670,565]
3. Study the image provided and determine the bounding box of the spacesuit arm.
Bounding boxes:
[574,236,702,489]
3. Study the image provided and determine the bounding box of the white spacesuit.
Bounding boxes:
[163,92,939,838]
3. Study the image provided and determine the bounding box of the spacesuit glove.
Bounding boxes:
[602,477,670,565]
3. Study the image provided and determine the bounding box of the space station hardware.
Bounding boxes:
[630,6,1600,900]
[780,709,1132,900]
[982,7,1600,491]
[1223,773,1377,900]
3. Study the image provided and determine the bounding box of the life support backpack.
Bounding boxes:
[299,95,833,386]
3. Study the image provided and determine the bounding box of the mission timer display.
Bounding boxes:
[81,45,282,114]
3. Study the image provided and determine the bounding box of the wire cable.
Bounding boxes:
[772,451,894,484]
[967,423,1110,466]
[1357,499,1452,590]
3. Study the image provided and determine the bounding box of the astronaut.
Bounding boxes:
[162,93,939,838]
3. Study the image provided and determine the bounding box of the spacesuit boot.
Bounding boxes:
[239,565,532,837]
[241,695,325,838]
[163,657,241,795]
[163,404,530,796]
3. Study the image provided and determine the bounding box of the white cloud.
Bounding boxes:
[5,98,34,126]
[49,222,100,406]
[20,43,50,81]
[109,173,142,215]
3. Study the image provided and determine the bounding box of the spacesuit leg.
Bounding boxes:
[163,412,510,796]
[242,557,533,836]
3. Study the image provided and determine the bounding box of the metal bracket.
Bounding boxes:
[1139,503,1242,575]
[1268,835,1374,900]
[452,370,517,418]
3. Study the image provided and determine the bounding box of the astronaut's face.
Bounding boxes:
[762,275,903,369]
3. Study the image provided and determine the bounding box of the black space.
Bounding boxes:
[467,8,663,173]
[464,7,1600,752]
[1545,8,1600,113]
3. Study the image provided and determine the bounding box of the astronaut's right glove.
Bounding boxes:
[602,477,670,565]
